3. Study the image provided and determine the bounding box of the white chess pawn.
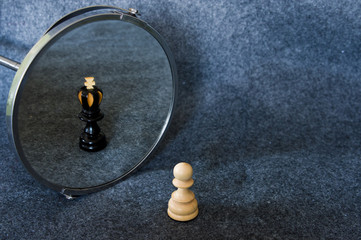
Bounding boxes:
[168,162,198,221]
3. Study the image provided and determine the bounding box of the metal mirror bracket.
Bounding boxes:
[0,56,20,71]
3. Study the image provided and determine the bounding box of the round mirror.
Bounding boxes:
[5,6,177,196]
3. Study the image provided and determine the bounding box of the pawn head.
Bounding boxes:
[173,162,193,181]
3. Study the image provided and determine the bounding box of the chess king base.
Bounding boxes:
[78,108,107,152]
[79,129,106,152]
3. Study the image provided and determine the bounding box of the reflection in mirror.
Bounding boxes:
[16,19,173,188]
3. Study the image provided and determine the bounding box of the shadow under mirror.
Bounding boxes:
[15,19,173,189]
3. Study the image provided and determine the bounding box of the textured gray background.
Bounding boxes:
[1,0,361,239]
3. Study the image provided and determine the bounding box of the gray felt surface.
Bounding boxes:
[1,0,361,239]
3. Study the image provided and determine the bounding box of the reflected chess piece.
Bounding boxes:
[77,77,107,152]
[168,162,199,221]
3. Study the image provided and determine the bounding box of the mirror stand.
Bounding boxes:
[0,56,20,71]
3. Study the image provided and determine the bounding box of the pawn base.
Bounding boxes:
[79,132,107,152]
[167,208,198,222]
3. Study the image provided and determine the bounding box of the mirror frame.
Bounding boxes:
[5,6,177,197]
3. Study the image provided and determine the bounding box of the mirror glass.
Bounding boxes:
[14,18,173,189]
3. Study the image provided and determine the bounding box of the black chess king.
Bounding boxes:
[77,77,107,151]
